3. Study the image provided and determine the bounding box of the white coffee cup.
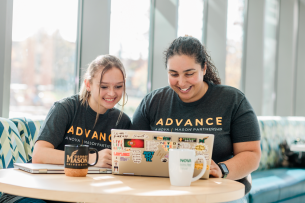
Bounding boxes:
[169,149,207,186]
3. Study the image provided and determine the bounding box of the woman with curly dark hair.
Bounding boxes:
[131,36,261,202]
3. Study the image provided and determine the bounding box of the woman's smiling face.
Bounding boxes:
[167,54,207,103]
[85,67,124,114]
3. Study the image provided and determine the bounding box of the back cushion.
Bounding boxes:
[0,118,27,169]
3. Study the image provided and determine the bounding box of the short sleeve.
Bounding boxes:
[36,102,71,148]
[130,97,151,130]
[230,96,261,143]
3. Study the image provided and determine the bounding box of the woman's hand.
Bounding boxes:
[209,159,222,178]
[91,149,112,168]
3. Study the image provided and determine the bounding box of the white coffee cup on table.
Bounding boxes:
[169,149,207,186]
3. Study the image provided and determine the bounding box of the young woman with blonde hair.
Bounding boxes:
[0,55,131,203]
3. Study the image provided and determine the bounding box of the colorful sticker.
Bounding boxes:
[114,166,119,173]
[113,152,130,156]
[195,163,203,170]
[195,144,206,151]
[132,150,142,164]
[124,139,144,148]
[143,151,155,162]
[199,137,209,143]
[195,163,210,170]
[178,137,197,142]
[113,140,124,150]
[120,157,129,161]
[145,140,159,151]
[154,136,171,141]
[132,134,149,139]
[162,141,173,151]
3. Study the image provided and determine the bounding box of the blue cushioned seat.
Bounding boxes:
[0,117,27,169]
[250,168,305,203]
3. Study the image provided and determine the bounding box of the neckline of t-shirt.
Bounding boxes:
[86,103,110,117]
[174,80,213,107]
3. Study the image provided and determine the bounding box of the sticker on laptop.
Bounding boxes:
[198,137,209,143]
[195,163,203,170]
[178,137,197,142]
[162,141,174,151]
[132,150,142,164]
[177,142,191,149]
[143,151,155,162]
[132,134,149,139]
[145,140,158,151]
[113,131,128,138]
[124,139,144,148]
[154,136,171,141]
[113,152,130,156]
[113,166,119,173]
[120,157,129,161]
[113,140,124,150]
[161,158,168,162]
[195,163,209,171]
[195,144,208,152]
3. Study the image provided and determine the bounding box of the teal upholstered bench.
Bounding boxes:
[0,118,27,169]
[0,117,44,169]
[249,117,305,203]
[10,117,43,162]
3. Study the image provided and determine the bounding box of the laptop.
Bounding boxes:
[14,163,112,174]
[111,129,214,179]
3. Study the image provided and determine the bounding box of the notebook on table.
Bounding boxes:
[14,163,112,174]
[111,129,214,179]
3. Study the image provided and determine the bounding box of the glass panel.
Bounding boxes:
[177,0,204,41]
[262,0,279,115]
[225,0,245,89]
[109,0,150,117]
[10,0,78,119]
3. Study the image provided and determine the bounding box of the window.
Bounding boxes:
[225,0,245,89]
[177,0,204,41]
[109,0,151,117]
[10,0,79,119]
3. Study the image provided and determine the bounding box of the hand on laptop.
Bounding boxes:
[95,149,112,168]
[209,160,222,178]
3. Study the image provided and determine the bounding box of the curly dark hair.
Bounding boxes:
[164,36,221,84]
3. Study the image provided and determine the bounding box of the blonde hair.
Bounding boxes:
[79,55,127,127]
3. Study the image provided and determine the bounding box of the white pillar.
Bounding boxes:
[205,0,228,83]
[0,0,13,118]
[295,0,305,116]
[78,0,111,83]
[243,0,265,116]
[275,0,299,116]
[150,0,178,91]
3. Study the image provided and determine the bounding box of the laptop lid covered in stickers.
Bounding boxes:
[111,129,214,179]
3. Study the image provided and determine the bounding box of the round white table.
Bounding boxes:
[0,169,245,203]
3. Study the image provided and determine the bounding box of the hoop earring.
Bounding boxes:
[117,93,128,106]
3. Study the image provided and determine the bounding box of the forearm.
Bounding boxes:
[32,147,65,164]
[223,151,260,180]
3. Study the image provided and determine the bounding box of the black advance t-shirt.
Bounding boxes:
[131,80,261,194]
[37,94,131,151]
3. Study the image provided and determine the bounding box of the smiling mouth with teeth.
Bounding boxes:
[104,98,115,101]
[179,86,192,91]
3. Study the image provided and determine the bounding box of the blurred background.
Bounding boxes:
[1,0,304,119]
